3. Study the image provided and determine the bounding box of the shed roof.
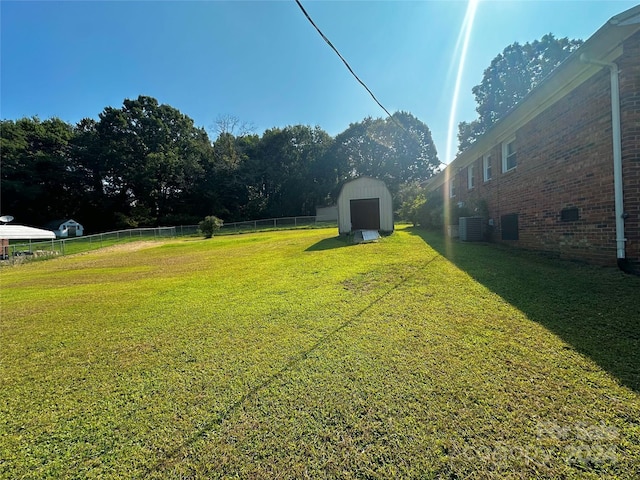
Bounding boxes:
[0,225,57,240]
[337,176,389,197]
[44,219,81,230]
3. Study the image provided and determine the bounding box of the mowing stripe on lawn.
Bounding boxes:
[145,252,443,475]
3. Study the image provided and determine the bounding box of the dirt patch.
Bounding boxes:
[96,240,161,254]
[0,241,163,268]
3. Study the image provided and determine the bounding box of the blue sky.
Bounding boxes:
[1,0,638,163]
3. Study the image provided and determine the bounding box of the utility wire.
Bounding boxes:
[294,0,435,159]
[294,0,395,120]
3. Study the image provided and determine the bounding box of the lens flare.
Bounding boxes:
[444,0,479,238]
[445,0,479,165]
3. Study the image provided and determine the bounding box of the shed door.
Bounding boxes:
[68,226,77,237]
[350,198,380,230]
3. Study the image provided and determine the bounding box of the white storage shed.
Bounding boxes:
[337,177,394,234]
[46,219,84,238]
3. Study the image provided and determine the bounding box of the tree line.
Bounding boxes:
[1,96,440,232]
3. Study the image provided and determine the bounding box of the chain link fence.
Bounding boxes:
[178,216,333,235]
[2,227,177,264]
[2,217,337,265]
[219,216,317,233]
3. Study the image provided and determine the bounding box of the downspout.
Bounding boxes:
[580,54,631,272]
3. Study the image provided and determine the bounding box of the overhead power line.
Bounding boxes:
[294,0,395,120]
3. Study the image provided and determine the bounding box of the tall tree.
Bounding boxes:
[95,96,211,226]
[330,112,440,198]
[69,118,115,231]
[458,34,582,152]
[254,125,334,217]
[1,117,77,225]
[196,115,262,221]
[201,130,261,221]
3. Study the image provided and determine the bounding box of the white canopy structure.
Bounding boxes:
[0,225,56,240]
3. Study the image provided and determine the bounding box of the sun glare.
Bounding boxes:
[445,0,479,166]
[444,0,479,238]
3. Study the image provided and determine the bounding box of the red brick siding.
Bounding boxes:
[453,31,640,267]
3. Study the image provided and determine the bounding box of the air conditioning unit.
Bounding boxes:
[459,216,484,242]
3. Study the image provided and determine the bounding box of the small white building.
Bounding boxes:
[46,219,84,238]
[0,224,56,259]
[315,205,338,222]
[337,177,394,235]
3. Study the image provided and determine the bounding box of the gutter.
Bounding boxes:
[579,54,632,273]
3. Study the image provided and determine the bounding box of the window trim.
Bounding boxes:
[467,163,475,190]
[483,153,492,182]
[502,138,517,172]
[449,178,456,198]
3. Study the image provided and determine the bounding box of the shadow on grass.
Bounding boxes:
[305,235,354,252]
[407,227,640,394]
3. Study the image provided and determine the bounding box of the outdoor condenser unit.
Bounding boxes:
[459,216,484,242]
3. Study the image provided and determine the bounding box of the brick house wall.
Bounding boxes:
[441,29,640,268]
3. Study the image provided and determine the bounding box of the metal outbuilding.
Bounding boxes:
[0,225,56,259]
[337,177,394,235]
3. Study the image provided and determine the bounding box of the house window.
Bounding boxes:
[502,138,517,172]
[449,178,456,198]
[467,164,475,190]
[483,154,492,182]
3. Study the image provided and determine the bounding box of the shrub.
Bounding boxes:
[414,192,445,230]
[399,193,427,227]
[199,215,223,238]
[399,185,480,231]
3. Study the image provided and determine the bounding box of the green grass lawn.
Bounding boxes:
[1,226,639,479]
